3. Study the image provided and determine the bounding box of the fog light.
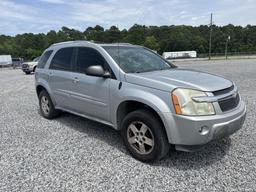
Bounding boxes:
[199,126,210,135]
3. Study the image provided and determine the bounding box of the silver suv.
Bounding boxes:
[35,41,246,162]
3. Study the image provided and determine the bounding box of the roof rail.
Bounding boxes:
[110,42,132,45]
[50,40,92,47]
[50,41,74,46]
[49,41,133,47]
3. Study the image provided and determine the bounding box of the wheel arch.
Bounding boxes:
[115,99,172,143]
[36,82,56,106]
[33,65,37,72]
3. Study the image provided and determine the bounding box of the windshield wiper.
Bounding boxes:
[132,67,172,73]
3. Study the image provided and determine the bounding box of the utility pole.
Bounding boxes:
[209,13,213,60]
[225,36,231,60]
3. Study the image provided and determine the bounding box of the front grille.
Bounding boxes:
[22,64,28,69]
[212,85,234,96]
[212,85,240,112]
[218,94,240,112]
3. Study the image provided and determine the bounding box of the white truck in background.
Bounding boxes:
[163,51,197,60]
[0,55,12,66]
[21,57,40,74]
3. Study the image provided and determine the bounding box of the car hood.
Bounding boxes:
[125,68,233,92]
[23,61,37,66]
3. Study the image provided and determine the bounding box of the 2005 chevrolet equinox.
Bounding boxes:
[35,41,246,162]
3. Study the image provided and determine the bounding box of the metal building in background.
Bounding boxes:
[162,51,197,60]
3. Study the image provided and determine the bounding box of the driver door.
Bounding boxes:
[69,47,111,122]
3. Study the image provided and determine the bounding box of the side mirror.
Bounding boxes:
[85,65,111,78]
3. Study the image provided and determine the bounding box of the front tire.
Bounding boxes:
[25,71,31,75]
[121,109,170,162]
[39,90,59,119]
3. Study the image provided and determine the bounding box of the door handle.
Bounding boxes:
[73,77,79,83]
[48,72,53,77]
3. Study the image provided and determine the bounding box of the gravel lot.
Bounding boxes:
[0,59,255,192]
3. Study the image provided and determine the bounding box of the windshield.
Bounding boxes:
[33,57,40,62]
[103,46,174,73]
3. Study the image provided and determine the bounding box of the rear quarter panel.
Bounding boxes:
[35,68,57,105]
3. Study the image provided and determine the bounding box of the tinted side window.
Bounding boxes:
[49,48,73,71]
[37,50,53,69]
[76,47,105,73]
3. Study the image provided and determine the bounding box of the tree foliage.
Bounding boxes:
[0,24,256,60]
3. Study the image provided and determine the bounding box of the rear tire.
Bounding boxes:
[39,90,59,119]
[121,109,170,162]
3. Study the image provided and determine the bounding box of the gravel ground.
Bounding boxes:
[0,59,255,192]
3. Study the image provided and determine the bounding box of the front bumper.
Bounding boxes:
[22,67,32,72]
[161,101,246,146]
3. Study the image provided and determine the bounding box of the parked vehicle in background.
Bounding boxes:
[163,51,197,60]
[0,55,12,67]
[12,58,24,69]
[35,41,246,162]
[22,57,40,74]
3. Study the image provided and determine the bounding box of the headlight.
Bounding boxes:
[171,88,215,116]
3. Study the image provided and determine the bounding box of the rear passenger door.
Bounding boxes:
[70,47,111,122]
[48,47,75,110]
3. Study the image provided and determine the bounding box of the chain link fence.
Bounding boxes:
[198,51,256,59]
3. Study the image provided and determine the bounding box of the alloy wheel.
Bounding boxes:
[41,96,50,115]
[127,121,155,155]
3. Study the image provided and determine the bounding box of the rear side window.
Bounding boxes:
[49,48,73,71]
[75,47,106,73]
[37,50,53,69]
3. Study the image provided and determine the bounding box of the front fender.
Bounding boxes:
[118,93,170,113]
[112,84,176,143]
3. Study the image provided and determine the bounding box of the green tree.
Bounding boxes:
[144,36,160,52]
[1,24,256,60]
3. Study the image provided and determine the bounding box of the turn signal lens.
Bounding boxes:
[172,94,182,114]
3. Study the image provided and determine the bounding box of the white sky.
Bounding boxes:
[0,0,255,35]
